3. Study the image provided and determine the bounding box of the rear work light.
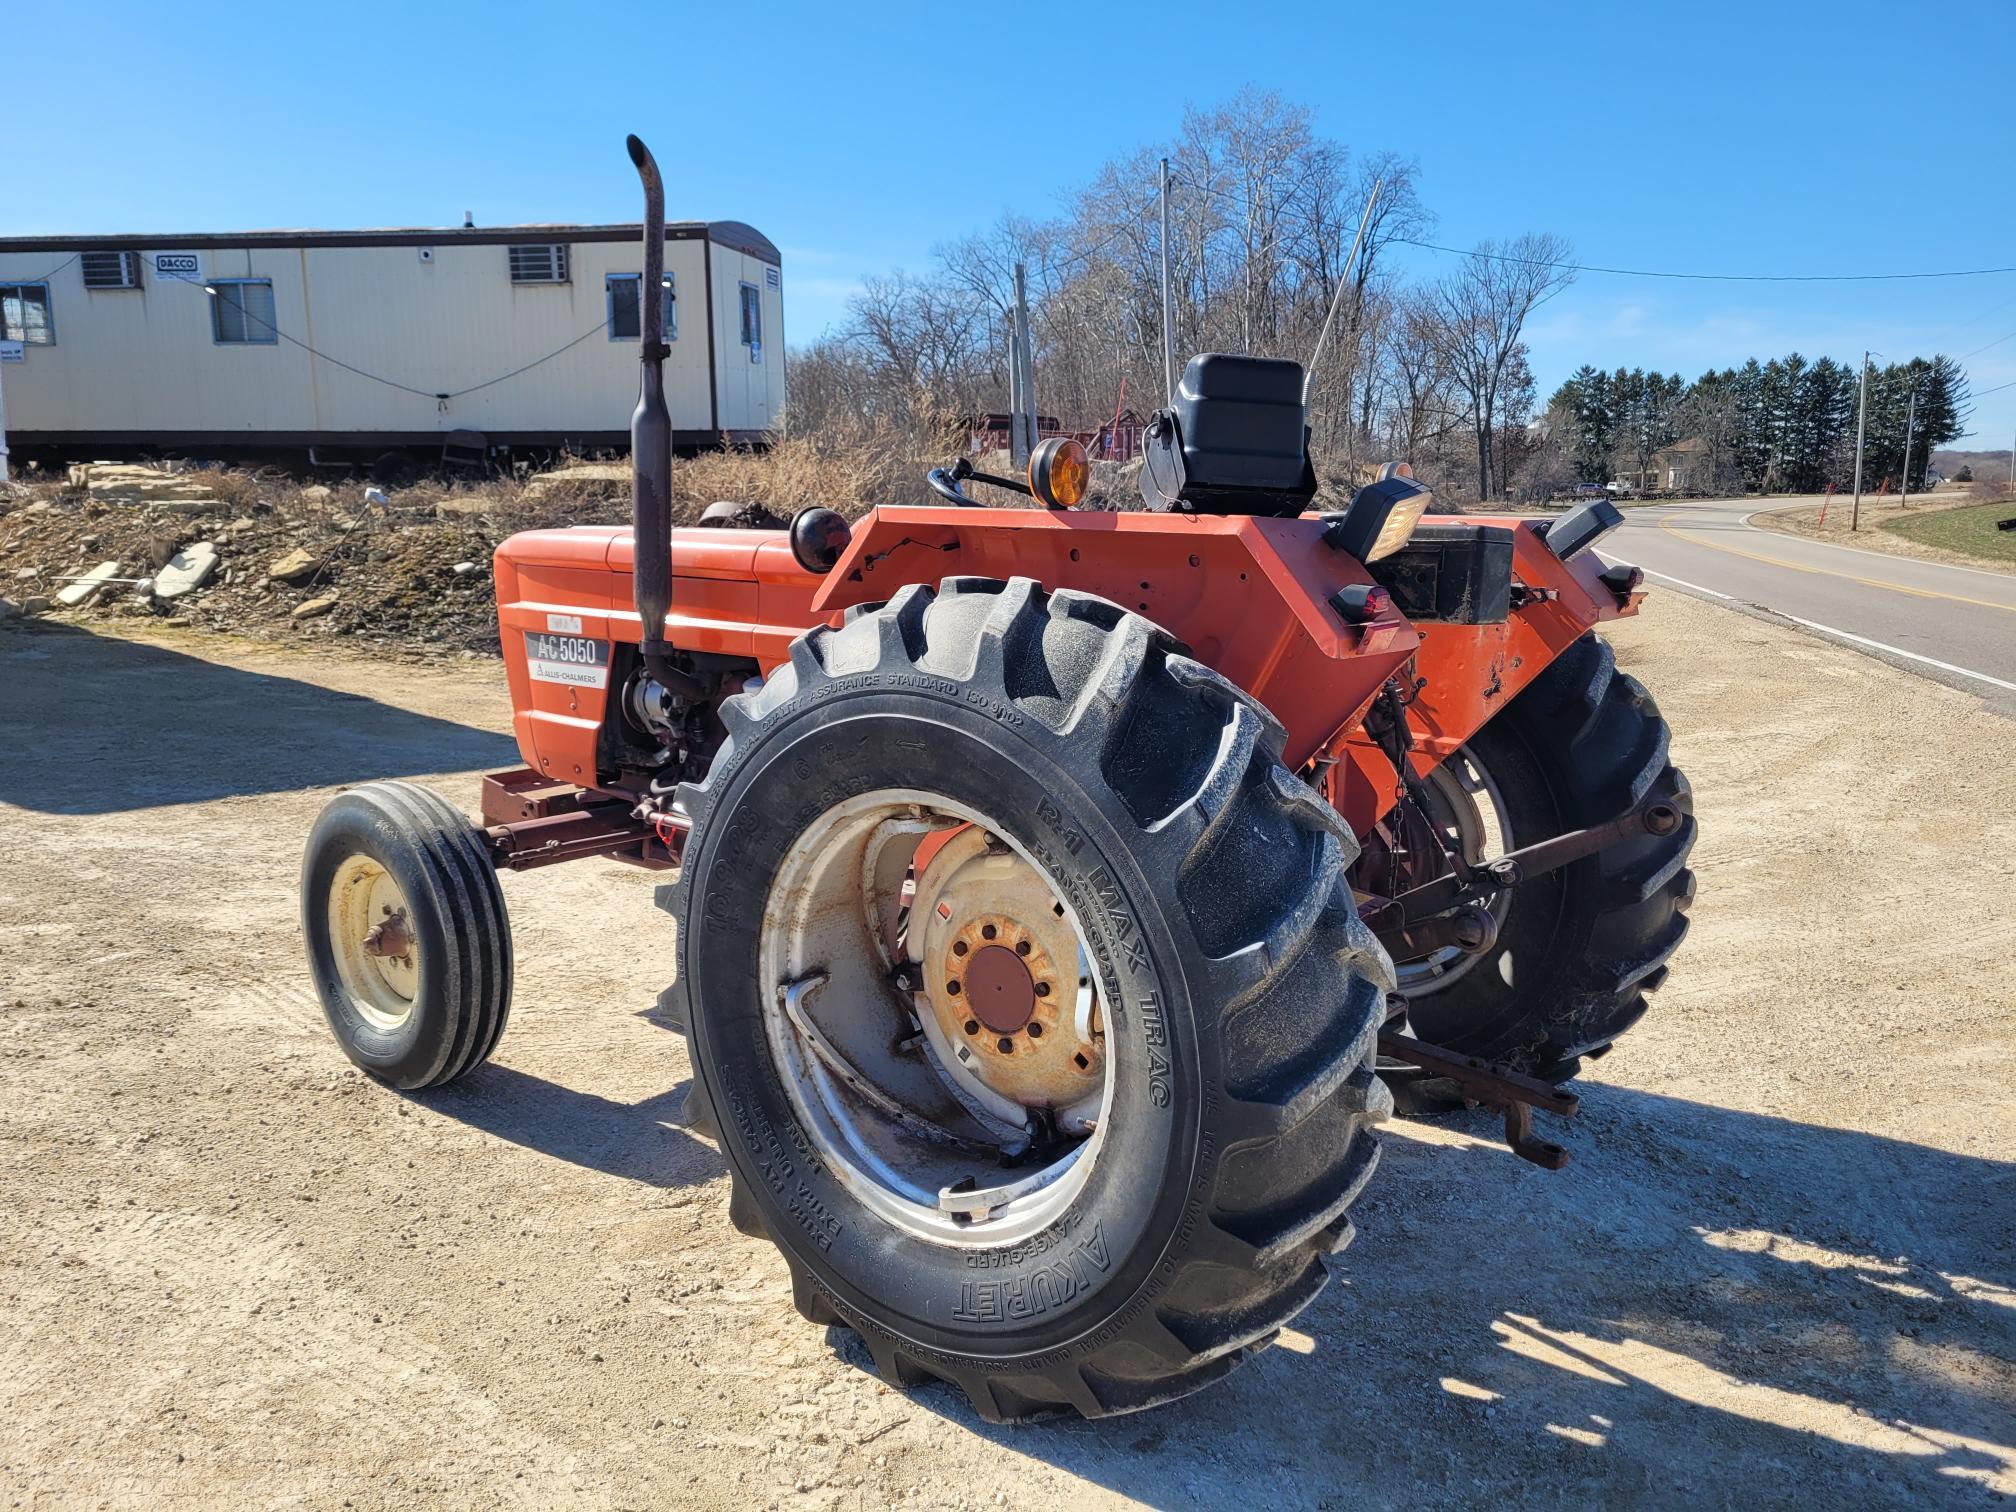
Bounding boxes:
[1542,498,1624,560]
[1325,475,1433,563]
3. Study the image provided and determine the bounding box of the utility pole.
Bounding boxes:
[1897,385,1918,508]
[1009,262,1035,470]
[1005,308,1021,466]
[1850,351,1870,532]
[0,335,20,484]
[1159,157,1175,404]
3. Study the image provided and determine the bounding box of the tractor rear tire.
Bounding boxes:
[302,780,512,1089]
[1398,631,1694,1089]
[663,577,1393,1422]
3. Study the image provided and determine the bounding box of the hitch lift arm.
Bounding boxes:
[1377,1025,1581,1170]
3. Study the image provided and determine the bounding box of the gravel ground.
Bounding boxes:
[1,590,2012,1509]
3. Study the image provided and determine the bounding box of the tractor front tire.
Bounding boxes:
[302,780,512,1089]
[664,577,1393,1421]
[1398,632,1694,1088]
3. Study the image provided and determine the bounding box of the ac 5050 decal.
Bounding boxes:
[523,632,610,688]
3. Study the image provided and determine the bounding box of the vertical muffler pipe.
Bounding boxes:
[626,134,701,702]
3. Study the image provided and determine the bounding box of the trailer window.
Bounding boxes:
[1,283,54,344]
[508,244,569,284]
[739,281,762,362]
[606,273,676,341]
[210,279,277,344]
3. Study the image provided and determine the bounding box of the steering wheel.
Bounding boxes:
[926,465,980,506]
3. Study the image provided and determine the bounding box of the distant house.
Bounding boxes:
[1620,436,1711,493]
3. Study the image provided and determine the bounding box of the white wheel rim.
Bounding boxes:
[327,854,419,1031]
[1394,749,1515,995]
[756,790,1115,1249]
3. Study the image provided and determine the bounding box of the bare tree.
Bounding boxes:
[1428,235,1575,501]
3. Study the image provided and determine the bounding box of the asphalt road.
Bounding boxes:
[1603,498,2016,717]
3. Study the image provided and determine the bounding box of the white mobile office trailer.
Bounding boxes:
[0,220,783,466]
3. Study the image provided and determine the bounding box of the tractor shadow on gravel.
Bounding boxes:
[419,1067,724,1192]
[0,619,513,813]
[856,1084,2015,1506]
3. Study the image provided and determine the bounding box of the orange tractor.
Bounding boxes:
[302,139,1694,1421]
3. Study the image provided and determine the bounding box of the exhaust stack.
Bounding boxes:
[625,134,699,702]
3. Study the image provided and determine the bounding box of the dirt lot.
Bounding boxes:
[2,590,2013,1509]
[1753,489,2016,574]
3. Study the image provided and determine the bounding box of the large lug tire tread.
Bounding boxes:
[301,780,512,1089]
[661,576,1393,1422]
[1403,631,1694,1087]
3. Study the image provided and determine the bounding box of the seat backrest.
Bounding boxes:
[1139,354,1315,515]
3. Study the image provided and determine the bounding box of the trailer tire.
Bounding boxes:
[664,577,1393,1421]
[1396,631,1694,1090]
[302,780,512,1089]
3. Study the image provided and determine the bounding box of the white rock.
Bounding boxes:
[153,541,219,601]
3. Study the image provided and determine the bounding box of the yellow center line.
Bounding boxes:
[1654,514,2016,614]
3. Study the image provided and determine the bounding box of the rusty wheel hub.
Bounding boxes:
[326,854,419,1031]
[911,829,1103,1121]
[758,793,1114,1246]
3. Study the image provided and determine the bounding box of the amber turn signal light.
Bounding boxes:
[1029,437,1090,510]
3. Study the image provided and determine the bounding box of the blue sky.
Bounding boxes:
[13,0,2016,450]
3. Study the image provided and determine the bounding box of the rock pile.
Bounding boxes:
[0,463,630,658]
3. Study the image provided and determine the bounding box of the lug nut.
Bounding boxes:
[952,940,968,956]
[981,924,997,941]
[1027,1022,1044,1039]
[963,1019,979,1036]
[1014,940,1030,956]
[1033,982,1050,998]
[996,1037,1014,1054]
[947,981,962,996]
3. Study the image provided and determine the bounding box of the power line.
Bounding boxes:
[4,253,81,286]
[1023,198,1161,279]
[1159,169,2016,407]
[156,270,616,402]
[1395,238,2016,285]
[1167,168,2016,285]
[1956,325,2016,362]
